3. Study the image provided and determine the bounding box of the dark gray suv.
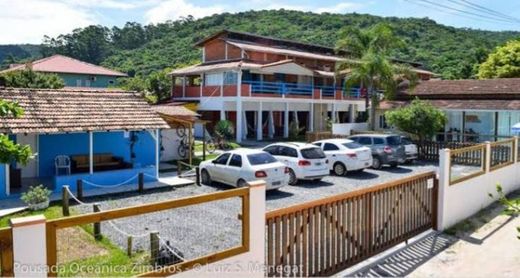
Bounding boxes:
[349,134,406,169]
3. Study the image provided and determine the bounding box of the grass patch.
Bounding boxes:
[0,205,65,228]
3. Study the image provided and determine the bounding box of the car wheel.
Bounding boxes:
[372,157,382,169]
[333,162,347,176]
[288,169,297,185]
[389,162,398,168]
[237,179,248,188]
[201,169,211,185]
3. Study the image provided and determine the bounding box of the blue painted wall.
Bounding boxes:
[38,131,156,178]
[58,73,120,88]
[0,165,6,198]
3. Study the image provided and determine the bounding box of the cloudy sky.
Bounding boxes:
[1,0,519,44]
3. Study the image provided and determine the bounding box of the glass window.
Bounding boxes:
[204,73,222,86]
[301,147,326,159]
[401,137,413,145]
[313,142,322,147]
[386,136,401,145]
[343,142,363,149]
[464,111,495,142]
[497,111,511,137]
[373,138,385,145]
[323,143,339,151]
[247,153,277,165]
[281,147,298,158]
[214,153,231,165]
[228,154,242,167]
[223,71,238,85]
[358,137,372,145]
[263,146,279,156]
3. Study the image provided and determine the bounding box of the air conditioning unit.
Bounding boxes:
[323,65,331,71]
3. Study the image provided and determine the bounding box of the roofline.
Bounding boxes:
[0,54,128,77]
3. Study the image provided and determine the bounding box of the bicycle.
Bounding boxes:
[177,137,193,158]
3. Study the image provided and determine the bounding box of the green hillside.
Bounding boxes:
[3,10,520,79]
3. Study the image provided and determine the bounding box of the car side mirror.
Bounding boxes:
[211,160,217,164]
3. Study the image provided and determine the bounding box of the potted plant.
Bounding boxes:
[21,185,51,210]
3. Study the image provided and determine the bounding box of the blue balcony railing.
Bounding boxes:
[243,81,362,98]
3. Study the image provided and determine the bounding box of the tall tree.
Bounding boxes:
[336,23,417,130]
[478,40,520,79]
[0,69,64,89]
[0,99,31,164]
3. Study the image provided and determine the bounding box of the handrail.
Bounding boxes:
[266,171,436,219]
[449,143,486,155]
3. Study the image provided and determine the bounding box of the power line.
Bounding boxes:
[452,0,520,24]
[404,0,518,25]
[413,0,519,24]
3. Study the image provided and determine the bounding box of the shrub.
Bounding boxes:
[21,185,51,205]
[289,121,305,140]
[214,120,235,140]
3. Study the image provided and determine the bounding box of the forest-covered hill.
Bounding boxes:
[1,10,519,79]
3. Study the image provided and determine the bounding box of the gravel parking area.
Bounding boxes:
[71,161,437,262]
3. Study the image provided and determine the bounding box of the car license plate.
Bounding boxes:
[365,162,370,166]
[315,162,321,166]
[272,181,281,186]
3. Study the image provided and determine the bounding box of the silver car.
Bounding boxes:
[349,134,406,169]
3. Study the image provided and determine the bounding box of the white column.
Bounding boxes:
[89,131,93,175]
[236,70,243,143]
[257,102,263,141]
[182,76,186,98]
[200,74,203,98]
[10,215,47,277]
[294,111,299,126]
[283,103,289,138]
[220,109,226,121]
[268,111,275,139]
[309,103,314,132]
[155,129,160,178]
[349,104,356,123]
[437,149,450,231]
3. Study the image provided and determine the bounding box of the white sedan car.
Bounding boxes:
[263,142,329,185]
[199,149,289,190]
[313,139,373,176]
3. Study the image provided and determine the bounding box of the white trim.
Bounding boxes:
[202,46,206,62]
[284,103,289,138]
[155,129,160,179]
[5,164,10,196]
[89,131,94,174]
[309,103,314,132]
[36,134,39,177]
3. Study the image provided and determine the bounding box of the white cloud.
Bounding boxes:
[63,0,139,10]
[144,0,225,23]
[0,0,95,44]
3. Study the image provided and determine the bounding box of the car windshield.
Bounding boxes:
[301,147,326,159]
[401,137,413,144]
[343,142,363,149]
[387,136,401,146]
[247,153,277,165]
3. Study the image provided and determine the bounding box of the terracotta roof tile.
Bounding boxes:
[0,55,127,77]
[406,78,520,97]
[0,88,169,134]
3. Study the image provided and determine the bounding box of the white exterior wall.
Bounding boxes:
[437,148,520,230]
[160,128,194,162]
[332,123,369,135]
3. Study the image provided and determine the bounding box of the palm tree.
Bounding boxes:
[335,23,418,130]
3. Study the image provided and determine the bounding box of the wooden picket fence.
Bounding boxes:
[0,228,13,277]
[265,171,438,277]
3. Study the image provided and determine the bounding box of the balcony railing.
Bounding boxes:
[243,81,361,98]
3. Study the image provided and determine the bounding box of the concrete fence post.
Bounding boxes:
[436,148,450,231]
[10,215,47,277]
[485,141,491,173]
